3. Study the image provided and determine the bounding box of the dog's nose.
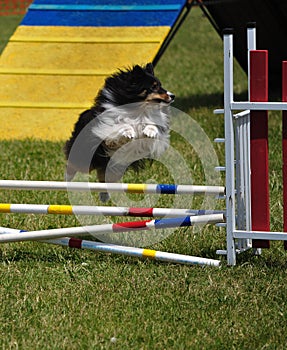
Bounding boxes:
[168,92,175,101]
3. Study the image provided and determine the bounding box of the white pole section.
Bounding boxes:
[223,29,237,266]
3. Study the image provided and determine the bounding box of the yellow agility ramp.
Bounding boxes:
[0,1,188,140]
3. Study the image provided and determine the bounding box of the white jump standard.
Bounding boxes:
[220,24,287,265]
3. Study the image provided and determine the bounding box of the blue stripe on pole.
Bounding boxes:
[154,216,191,229]
[156,184,177,194]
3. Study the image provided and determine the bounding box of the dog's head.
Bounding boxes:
[102,63,175,106]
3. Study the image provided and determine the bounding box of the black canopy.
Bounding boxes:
[202,0,287,96]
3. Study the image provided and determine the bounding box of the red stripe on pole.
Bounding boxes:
[112,220,149,232]
[128,207,154,217]
[282,61,287,248]
[250,50,270,248]
[68,238,82,249]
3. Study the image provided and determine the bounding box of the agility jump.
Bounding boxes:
[3,17,287,266]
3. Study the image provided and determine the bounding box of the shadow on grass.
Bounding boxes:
[0,245,155,266]
[0,245,82,264]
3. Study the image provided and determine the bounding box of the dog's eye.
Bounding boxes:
[151,82,159,91]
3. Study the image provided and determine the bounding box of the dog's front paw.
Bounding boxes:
[143,125,158,138]
[119,125,136,139]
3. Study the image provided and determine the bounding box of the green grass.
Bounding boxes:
[1,8,287,350]
[0,15,22,54]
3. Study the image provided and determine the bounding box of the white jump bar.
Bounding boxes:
[234,230,287,240]
[231,101,287,111]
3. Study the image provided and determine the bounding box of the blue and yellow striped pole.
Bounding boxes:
[0,180,225,196]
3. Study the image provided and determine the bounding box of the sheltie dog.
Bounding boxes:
[64,63,175,201]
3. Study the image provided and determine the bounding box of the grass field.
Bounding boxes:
[1,7,287,350]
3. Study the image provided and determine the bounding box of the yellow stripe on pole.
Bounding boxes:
[127,184,147,193]
[48,205,73,215]
[142,249,157,259]
[0,204,11,213]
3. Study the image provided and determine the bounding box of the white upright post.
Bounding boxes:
[235,23,256,252]
[247,22,261,255]
[223,29,237,265]
[247,22,256,100]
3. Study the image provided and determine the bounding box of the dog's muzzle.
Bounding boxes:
[167,91,175,103]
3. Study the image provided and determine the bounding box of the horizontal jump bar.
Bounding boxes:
[45,237,221,266]
[0,214,224,242]
[0,180,225,196]
[0,203,224,217]
[231,101,287,111]
[29,5,182,11]
[234,230,287,240]
[0,227,220,267]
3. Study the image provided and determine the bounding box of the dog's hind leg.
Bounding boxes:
[96,168,110,202]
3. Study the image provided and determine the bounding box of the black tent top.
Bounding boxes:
[201,0,287,96]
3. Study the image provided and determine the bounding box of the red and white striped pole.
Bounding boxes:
[250,50,270,248]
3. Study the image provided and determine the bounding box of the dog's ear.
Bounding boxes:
[145,63,154,75]
[133,65,145,77]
